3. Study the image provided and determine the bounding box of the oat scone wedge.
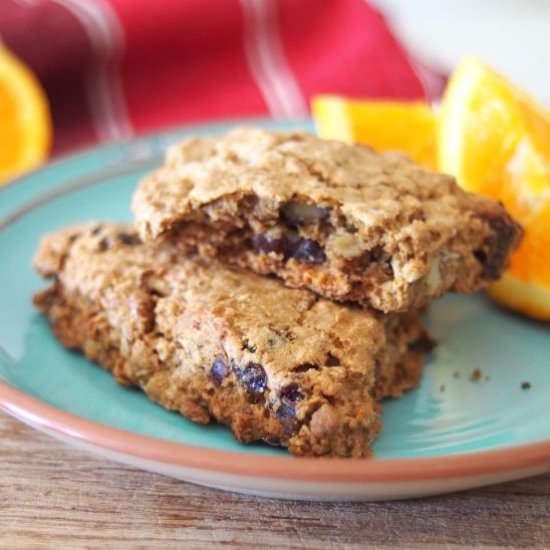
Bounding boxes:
[132,128,522,312]
[33,223,431,458]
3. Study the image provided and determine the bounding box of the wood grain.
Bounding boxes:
[1,411,549,549]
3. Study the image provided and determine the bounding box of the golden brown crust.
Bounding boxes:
[33,222,429,457]
[132,128,523,312]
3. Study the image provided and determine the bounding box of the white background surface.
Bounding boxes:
[372,0,550,103]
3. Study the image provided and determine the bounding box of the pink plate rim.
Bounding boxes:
[2,380,550,483]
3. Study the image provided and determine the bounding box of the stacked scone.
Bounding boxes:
[33,128,522,457]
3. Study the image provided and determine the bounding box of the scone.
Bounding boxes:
[132,127,522,312]
[33,223,431,458]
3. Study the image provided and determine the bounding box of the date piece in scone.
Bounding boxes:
[133,128,522,312]
[33,223,431,458]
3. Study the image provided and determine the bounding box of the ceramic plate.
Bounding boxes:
[1,119,549,501]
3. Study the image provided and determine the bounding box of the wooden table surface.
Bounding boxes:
[2,411,549,549]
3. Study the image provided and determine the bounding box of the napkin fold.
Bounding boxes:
[0,0,445,154]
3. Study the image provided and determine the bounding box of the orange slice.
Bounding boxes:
[439,57,550,320]
[311,95,437,168]
[0,46,51,184]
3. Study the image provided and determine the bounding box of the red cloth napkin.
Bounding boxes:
[0,0,445,155]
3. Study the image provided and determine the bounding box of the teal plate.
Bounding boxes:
[1,118,549,501]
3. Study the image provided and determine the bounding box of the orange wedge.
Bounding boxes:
[311,95,437,169]
[312,62,550,321]
[439,57,550,320]
[0,46,51,184]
